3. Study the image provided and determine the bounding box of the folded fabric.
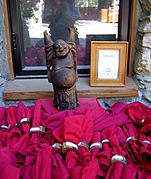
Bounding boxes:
[126,102,151,133]
[40,98,105,131]
[94,103,131,131]
[120,163,138,179]
[122,123,139,163]
[52,109,98,179]
[105,162,125,179]
[104,126,128,179]
[137,134,151,170]
[11,102,32,153]
[0,98,151,178]
[0,147,21,179]
[51,151,69,179]
[98,126,114,176]
[53,110,93,144]
[5,106,21,146]
[90,131,103,177]
[0,107,8,148]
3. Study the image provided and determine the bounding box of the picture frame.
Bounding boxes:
[90,41,128,86]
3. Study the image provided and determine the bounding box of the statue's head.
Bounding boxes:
[53,40,69,58]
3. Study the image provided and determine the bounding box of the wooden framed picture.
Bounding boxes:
[90,41,128,86]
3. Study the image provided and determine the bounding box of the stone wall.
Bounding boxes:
[134,0,151,102]
[0,0,10,80]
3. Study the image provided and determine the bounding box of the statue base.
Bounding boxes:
[53,84,79,111]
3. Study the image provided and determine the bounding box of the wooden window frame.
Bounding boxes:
[3,0,137,80]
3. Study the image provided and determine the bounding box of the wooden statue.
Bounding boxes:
[44,28,79,111]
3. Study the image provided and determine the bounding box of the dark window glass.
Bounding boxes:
[8,0,130,77]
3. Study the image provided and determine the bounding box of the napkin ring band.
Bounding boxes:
[30,126,45,133]
[102,139,110,144]
[0,125,10,130]
[142,140,151,145]
[78,141,89,150]
[90,142,102,150]
[62,142,78,153]
[20,118,31,124]
[111,154,127,165]
[52,143,63,152]
[126,136,137,142]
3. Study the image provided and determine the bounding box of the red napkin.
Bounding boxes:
[105,126,127,179]
[51,151,69,179]
[0,107,8,148]
[11,102,32,154]
[53,110,97,179]
[24,142,52,179]
[5,106,21,146]
[18,100,52,179]
[137,134,151,170]
[126,102,151,133]
[120,163,138,179]
[122,123,139,163]
[90,131,103,177]
[94,103,131,131]
[105,162,124,179]
[98,126,115,175]
[40,98,105,131]
[0,147,21,179]
[16,102,32,134]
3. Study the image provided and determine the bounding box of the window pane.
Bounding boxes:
[20,0,119,68]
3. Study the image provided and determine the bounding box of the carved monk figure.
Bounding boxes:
[44,30,78,111]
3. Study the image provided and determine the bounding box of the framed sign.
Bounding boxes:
[90,41,128,86]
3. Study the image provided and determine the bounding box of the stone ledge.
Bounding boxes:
[3,77,138,101]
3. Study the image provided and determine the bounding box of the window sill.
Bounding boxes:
[3,77,138,101]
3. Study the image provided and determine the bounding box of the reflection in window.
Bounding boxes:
[20,0,119,67]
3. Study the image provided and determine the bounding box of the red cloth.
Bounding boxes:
[137,134,151,170]
[0,107,7,147]
[98,126,114,176]
[0,98,151,178]
[5,106,21,146]
[126,102,151,133]
[102,125,128,179]
[52,109,98,179]
[0,147,21,179]
[94,102,131,131]
[105,162,125,179]
[16,102,32,134]
[90,131,103,177]
[40,98,105,130]
[122,123,139,163]
[51,151,69,179]
[120,163,138,179]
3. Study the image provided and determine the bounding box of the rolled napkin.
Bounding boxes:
[125,102,151,133]
[52,110,98,179]
[0,107,8,148]
[5,106,21,146]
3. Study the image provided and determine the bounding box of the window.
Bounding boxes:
[7,0,131,78]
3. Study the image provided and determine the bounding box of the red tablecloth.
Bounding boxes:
[0,98,151,179]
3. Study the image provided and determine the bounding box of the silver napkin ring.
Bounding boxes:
[20,118,31,124]
[142,140,151,145]
[30,126,45,133]
[52,143,63,149]
[62,142,78,153]
[126,136,137,142]
[111,154,127,165]
[90,142,102,150]
[78,141,89,150]
[0,125,10,130]
[52,143,63,152]
[102,139,110,144]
